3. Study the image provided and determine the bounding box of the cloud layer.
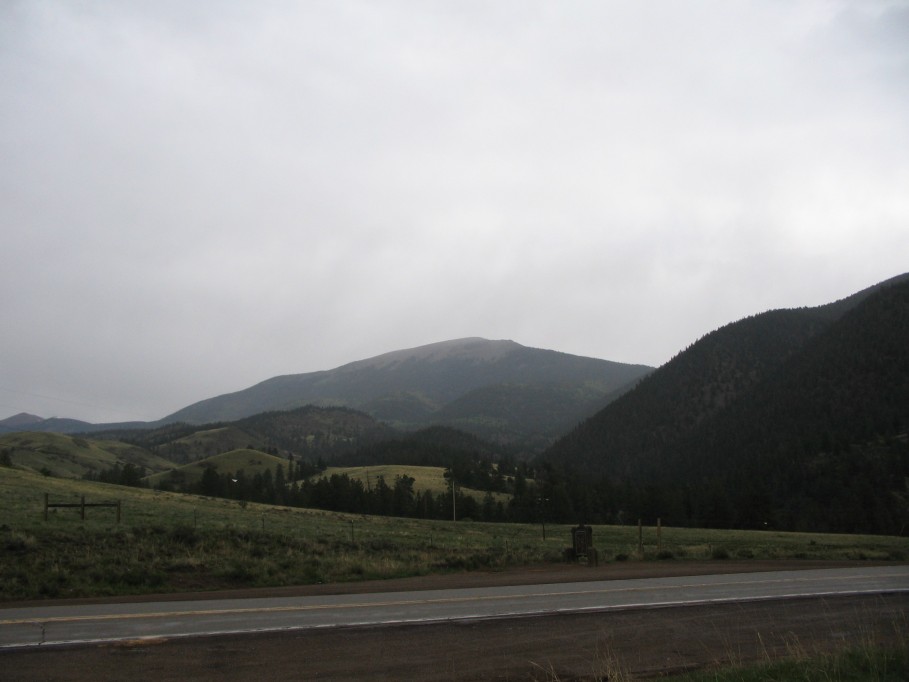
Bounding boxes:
[2,1,908,421]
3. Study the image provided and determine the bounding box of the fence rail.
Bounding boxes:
[44,493,121,522]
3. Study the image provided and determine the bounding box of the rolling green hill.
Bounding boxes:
[145,449,288,487]
[153,426,261,464]
[103,405,395,466]
[0,432,174,479]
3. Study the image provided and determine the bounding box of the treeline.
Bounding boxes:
[83,462,148,487]
[335,426,527,496]
[167,463,511,522]
[84,433,907,533]
[522,435,908,533]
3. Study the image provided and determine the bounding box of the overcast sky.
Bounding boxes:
[2,1,908,423]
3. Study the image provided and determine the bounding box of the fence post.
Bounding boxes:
[657,517,662,553]
[638,519,643,555]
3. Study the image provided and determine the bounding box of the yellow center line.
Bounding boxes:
[1,571,900,627]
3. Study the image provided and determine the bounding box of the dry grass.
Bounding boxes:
[2,466,907,602]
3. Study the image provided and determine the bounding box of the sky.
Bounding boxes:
[2,1,908,424]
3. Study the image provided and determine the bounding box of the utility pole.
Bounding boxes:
[452,477,456,522]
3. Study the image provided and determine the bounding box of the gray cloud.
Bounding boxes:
[2,1,908,422]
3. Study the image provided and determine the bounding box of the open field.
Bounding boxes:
[1,466,907,601]
[318,464,510,503]
[321,464,452,492]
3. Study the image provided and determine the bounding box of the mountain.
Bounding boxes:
[0,413,44,429]
[540,273,909,533]
[0,414,145,435]
[0,413,94,435]
[162,338,653,451]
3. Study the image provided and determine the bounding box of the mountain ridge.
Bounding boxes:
[160,338,653,449]
[2,339,653,452]
[538,272,909,532]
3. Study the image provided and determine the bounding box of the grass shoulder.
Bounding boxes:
[1,467,907,602]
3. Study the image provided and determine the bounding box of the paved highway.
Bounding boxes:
[2,565,907,649]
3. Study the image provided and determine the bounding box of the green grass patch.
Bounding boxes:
[668,643,909,681]
[0,432,174,478]
[144,448,287,486]
[1,467,906,601]
[321,464,450,492]
[166,426,262,457]
[318,464,509,503]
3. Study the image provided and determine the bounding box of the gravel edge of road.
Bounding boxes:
[2,558,896,609]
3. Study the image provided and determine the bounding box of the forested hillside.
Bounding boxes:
[669,277,909,531]
[540,275,909,534]
[542,307,831,480]
[99,406,395,465]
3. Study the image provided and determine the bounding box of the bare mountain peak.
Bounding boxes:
[0,412,45,427]
[162,337,652,435]
[343,338,521,371]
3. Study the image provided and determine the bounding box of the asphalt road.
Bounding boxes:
[3,565,907,649]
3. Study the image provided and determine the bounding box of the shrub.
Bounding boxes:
[4,531,37,553]
[169,525,199,546]
[711,546,731,560]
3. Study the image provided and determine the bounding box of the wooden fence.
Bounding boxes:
[44,494,121,522]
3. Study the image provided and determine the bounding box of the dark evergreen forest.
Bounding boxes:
[538,278,909,534]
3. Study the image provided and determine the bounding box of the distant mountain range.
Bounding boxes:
[162,338,653,450]
[4,273,907,533]
[1,338,653,452]
[0,413,144,436]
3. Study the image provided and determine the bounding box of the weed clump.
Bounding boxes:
[711,546,731,560]
[3,530,37,553]
[169,525,199,547]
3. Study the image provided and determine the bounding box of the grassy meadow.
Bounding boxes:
[0,432,174,478]
[144,448,288,487]
[322,464,453,492]
[1,466,907,601]
[319,464,510,503]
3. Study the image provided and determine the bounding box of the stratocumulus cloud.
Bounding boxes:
[1,1,907,422]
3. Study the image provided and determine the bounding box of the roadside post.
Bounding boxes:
[563,523,598,566]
